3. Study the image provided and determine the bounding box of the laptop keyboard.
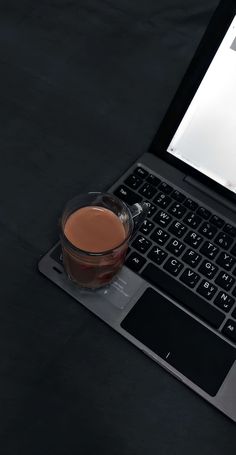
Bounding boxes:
[113,166,236,345]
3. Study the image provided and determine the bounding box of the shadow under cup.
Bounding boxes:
[60,193,133,289]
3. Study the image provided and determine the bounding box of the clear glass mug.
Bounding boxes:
[60,192,148,289]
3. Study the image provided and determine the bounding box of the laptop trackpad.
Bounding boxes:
[121,288,235,396]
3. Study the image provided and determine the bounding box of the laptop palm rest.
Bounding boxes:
[121,288,235,396]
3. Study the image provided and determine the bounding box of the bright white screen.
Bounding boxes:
[167,15,236,193]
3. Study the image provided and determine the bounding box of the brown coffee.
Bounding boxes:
[64,206,126,252]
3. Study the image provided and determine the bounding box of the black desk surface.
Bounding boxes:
[1,1,236,454]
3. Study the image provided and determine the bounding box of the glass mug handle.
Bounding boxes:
[128,201,150,233]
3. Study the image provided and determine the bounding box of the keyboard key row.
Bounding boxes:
[131,235,236,294]
[126,249,235,313]
[133,168,173,195]
[132,165,233,224]
[138,219,236,273]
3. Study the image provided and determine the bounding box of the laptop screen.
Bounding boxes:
[167,15,236,194]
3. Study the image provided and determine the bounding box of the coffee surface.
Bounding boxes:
[64,206,126,252]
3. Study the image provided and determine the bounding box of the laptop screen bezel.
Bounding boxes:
[148,0,236,203]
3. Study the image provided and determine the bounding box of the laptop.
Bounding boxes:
[39,0,236,422]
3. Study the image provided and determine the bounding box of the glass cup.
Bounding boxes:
[59,192,148,289]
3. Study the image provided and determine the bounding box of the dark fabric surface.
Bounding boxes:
[1,1,236,454]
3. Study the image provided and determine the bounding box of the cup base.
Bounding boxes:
[66,270,119,290]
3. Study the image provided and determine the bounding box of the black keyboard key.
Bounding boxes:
[114,185,142,205]
[125,174,143,190]
[153,192,172,209]
[223,224,236,237]
[183,212,202,228]
[147,246,167,265]
[168,220,187,238]
[197,207,212,219]
[210,215,224,228]
[134,167,148,179]
[141,265,225,328]
[198,259,218,279]
[184,231,203,248]
[232,308,236,319]
[146,174,161,186]
[184,198,198,211]
[164,257,184,276]
[197,280,217,300]
[126,252,146,272]
[200,241,219,260]
[216,251,236,271]
[215,271,235,291]
[182,249,202,268]
[215,232,233,250]
[153,210,172,228]
[139,183,157,199]
[132,235,151,254]
[150,227,170,246]
[168,202,187,219]
[198,222,217,239]
[144,201,157,218]
[222,320,236,343]
[180,268,200,288]
[172,190,186,203]
[166,238,185,257]
[158,182,173,194]
[139,219,155,235]
[214,292,234,313]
